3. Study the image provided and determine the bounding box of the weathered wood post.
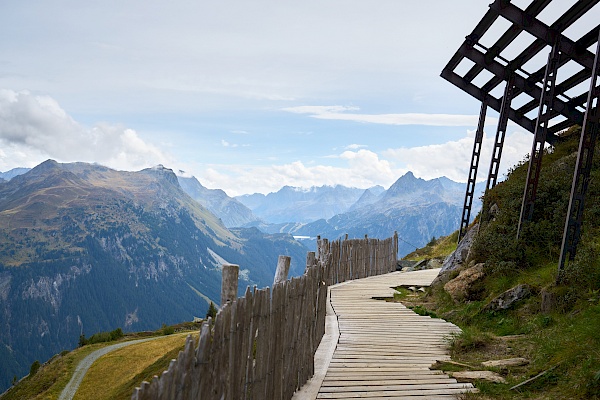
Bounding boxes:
[221,263,239,306]
[274,255,291,285]
[306,251,316,272]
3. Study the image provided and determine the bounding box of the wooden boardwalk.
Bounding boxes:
[314,269,475,399]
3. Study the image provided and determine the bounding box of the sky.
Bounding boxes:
[0,0,588,196]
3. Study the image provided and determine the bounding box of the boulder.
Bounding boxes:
[484,284,532,311]
[443,263,485,302]
[451,370,506,384]
[440,223,479,274]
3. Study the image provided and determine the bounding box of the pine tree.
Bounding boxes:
[206,302,217,319]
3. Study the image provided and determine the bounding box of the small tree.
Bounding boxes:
[78,334,87,347]
[29,360,41,377]
[206,301,217,319]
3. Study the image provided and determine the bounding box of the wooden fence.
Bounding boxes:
[131,233,398,400]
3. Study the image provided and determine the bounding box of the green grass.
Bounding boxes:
[74,332,196,400]
[1,343,108,400]
[403,231,458,261]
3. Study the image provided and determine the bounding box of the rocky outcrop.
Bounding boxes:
[484,284,531,311]
[443,263,485,302]
[440,223,479,274]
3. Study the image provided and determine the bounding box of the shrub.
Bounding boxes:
[162,324,175,335]
[29,360,40,377]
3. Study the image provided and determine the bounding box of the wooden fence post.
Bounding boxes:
[221,264,239,307]
[274,255,291,285]
[305,251,316,273]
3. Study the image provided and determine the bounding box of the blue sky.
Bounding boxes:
[0,0,586,195]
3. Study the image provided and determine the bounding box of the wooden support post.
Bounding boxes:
[518,40,561,239]
[486,73,515,193]
[558,31,600,278]
[459,101,487,243]
[273,255,291,285]
[221,263,239,306]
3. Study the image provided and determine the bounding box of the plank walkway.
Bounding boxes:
[298,268,476,399]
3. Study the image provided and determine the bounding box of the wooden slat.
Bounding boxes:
[317,269,476,399]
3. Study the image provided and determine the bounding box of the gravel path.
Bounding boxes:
[58,336,162,400]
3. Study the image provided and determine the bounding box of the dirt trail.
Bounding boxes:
[59,336,162,400]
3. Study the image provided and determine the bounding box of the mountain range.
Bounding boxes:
[236,184,385,224]
[239,172,482,255]
[0,161,307,392]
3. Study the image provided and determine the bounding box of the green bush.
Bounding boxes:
[162,324,175,335]
[79,327,124,346]
[29,360,40,377]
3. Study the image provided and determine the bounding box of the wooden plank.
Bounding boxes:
[316,269,475,399]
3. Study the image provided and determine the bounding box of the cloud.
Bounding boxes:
[383,129,533,182]
[196,149,402,196]
[196,130,533,196]
[283,105,506,127]
[345,144,367,150]
[0,89,170,171]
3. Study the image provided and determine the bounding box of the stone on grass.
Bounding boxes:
[485,284,532,311]
[443,263,485,303]
[482,358,529,369]
[451,370,507,384]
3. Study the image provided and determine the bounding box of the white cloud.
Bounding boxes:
[383,129,532,182]
[195,130,533,196]
[282,104,504,127]
[0,89,171,171]
[345,144,367,150]
[195,149,402,196]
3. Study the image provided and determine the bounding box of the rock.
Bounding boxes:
[397,260,417,271]
[541,288,557,313]
[440,223,479,274]
[485,284,531,311]
[482,358,529,369]
[489,203,500,218]
[443,263,485,302]
[451,370,506,384]
[426,258,443,269]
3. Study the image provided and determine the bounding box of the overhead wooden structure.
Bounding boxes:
[441,0,600,274]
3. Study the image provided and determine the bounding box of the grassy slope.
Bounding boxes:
[404,127,600,399]
[74,332,198,400]
[1,327,199,400]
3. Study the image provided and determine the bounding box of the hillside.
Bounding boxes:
[177,176,261,228]
[408,127,600,398]
[0,160,308,392]
[0,324,199,400]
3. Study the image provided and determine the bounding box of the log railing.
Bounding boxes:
[131,233,398,400]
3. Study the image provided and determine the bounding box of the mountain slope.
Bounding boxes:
[0,160,308,392]
[177,176,260,228]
